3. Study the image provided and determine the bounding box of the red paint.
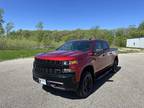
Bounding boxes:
[35,45,94,82]
[34,40,118,83]
[35,50,82,61]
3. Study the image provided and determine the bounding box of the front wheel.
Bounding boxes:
[76,72,93,98]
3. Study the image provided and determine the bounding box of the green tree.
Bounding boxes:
[0,8,4,35]
[35,22,44,30]
[35,22,44,43]
[138,21,144,30]
[5,22,14,35]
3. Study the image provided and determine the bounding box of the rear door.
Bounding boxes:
[101,41,111,67]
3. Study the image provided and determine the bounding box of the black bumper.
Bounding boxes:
[33,71,79,91]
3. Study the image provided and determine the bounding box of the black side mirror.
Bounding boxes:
[93,49,103,56]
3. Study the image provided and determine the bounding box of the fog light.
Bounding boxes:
[63,69,72,73]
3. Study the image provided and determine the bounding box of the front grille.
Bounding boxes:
[34,67,63,74]
[34,59,69,68]
[33,58,69,75]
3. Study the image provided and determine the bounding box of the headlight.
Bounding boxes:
[69,60,78,65]
[63,61,69,65]
[63,60,78,65]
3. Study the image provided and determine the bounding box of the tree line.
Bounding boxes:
[0,8,144,50]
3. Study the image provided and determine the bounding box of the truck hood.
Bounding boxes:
[35,50,84,61]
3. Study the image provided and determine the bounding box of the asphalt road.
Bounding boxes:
[0,53,144,108]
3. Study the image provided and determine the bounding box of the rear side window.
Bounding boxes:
[102,41,109,50]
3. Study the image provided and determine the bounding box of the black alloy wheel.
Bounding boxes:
[77,72,93,98]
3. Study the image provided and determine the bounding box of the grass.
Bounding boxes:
[0,49,49,61]
[0,47,144,62]
[118,47,144,53]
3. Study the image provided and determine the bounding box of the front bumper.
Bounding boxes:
[33,71,79,91]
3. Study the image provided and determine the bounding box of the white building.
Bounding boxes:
[126,37,144,48]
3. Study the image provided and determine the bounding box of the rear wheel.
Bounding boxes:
[76,71,93,98]
[112,59,118,73]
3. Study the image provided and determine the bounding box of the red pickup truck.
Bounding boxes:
[33,39,118,98]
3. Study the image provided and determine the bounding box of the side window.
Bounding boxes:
[102,41,109,50]
[94,41,103,50]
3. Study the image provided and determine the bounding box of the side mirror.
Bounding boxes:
[93,49,103,56]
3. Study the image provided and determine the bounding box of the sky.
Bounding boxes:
[1,0,144,30]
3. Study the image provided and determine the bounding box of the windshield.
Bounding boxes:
[57,41,91,52]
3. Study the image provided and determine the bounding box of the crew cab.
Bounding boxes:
[33,39,118,98]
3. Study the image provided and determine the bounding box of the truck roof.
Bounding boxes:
[69,39,107,43]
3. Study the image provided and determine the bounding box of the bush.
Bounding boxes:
[0,38,38,50]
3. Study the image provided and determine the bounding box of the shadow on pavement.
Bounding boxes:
[42,66,121,99]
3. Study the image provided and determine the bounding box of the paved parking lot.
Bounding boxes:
[0,53,144,108]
